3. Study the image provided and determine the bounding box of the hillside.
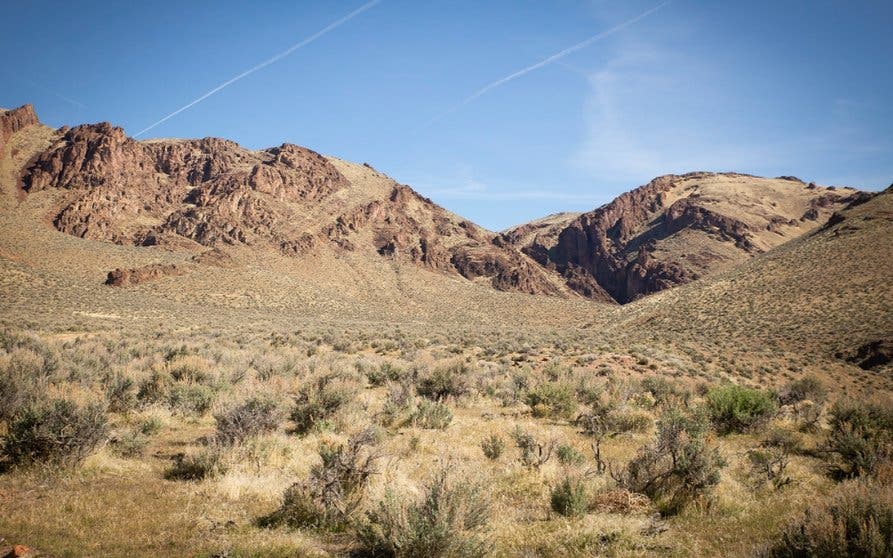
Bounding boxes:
[1,105,574,305]
[504,173,861,303]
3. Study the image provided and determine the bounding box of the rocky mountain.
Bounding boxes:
[503,172,862,303]
[0,105,868,306]
[2,105,567,297]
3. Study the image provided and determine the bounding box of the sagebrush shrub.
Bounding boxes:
[524,382,577,419]
[416,362,470,401]
[761,473,893,557]
[705,384,777,434]
[214,396,282,444]
[291,374,356,435]
[3,399,108,466]
[263,428,380,531]
[480,434,505,460]
[617,409,725,514]
[366,362,404,387]
[165,446,228,480]
[550,475,588,517]
[410,399,453,429]
[357,466,491,558]
[827,399,893,478]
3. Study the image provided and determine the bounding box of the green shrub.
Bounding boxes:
[357,466,491,558]
[761,474,893,557]
[366,362,405,387]
[550,476,588,518]
[827,399,893,478]
[0,349,47,423]
[110,428,150,457]
[511,426,555,470]
[410,399,453,430]
[165,446,228,480]
[214,396,282,444]
[3,399,108,466]
[705,384,777,434]
[618,409,725,515]
[167,383,216,415]
[480,434,505,461]
[416,362,470,401]
[524,382,577,419]
[556,443,585,466]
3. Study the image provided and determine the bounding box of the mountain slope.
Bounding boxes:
[2,105,572,299]
[504,173,862,303]
[611,185,893,374]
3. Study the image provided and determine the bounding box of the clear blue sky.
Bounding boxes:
[3,0,891,230]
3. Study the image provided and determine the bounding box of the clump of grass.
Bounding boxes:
[357,465,491,557]
[2,398,108,466]
[480,434,505,460]
[705,384,777,434]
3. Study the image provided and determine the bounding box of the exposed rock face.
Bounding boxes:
[0,104,40,154]
[24,122,349,248]
[105,264,185,286]
[505,172,860,303]
[16,110,564,297]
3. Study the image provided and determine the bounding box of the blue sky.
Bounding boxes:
[3,0,891,230]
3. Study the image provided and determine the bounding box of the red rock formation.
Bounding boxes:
[0,104,40,154]
[24,123,349,248]
[105,264,185,286]
[16,109,565,298]
[506,172,859,303]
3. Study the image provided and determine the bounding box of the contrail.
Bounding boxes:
[134,0,381,138]
[427,0,671,125]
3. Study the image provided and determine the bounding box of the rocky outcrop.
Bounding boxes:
[105,264,185,286]
[23,122,349,248]
[16,108,566,298]
[506,172,860,303]
[0,104,40,154]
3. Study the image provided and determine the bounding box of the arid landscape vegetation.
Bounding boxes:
[1,100,891,558]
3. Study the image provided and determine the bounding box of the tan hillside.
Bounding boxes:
[610,186,893,382]
[2,105,574,305]
[504,172,861,303]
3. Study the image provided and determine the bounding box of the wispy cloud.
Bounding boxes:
[401,167,604,203]
[134,0,381,138]
[11,74,88,110]
[426,0,671,125]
